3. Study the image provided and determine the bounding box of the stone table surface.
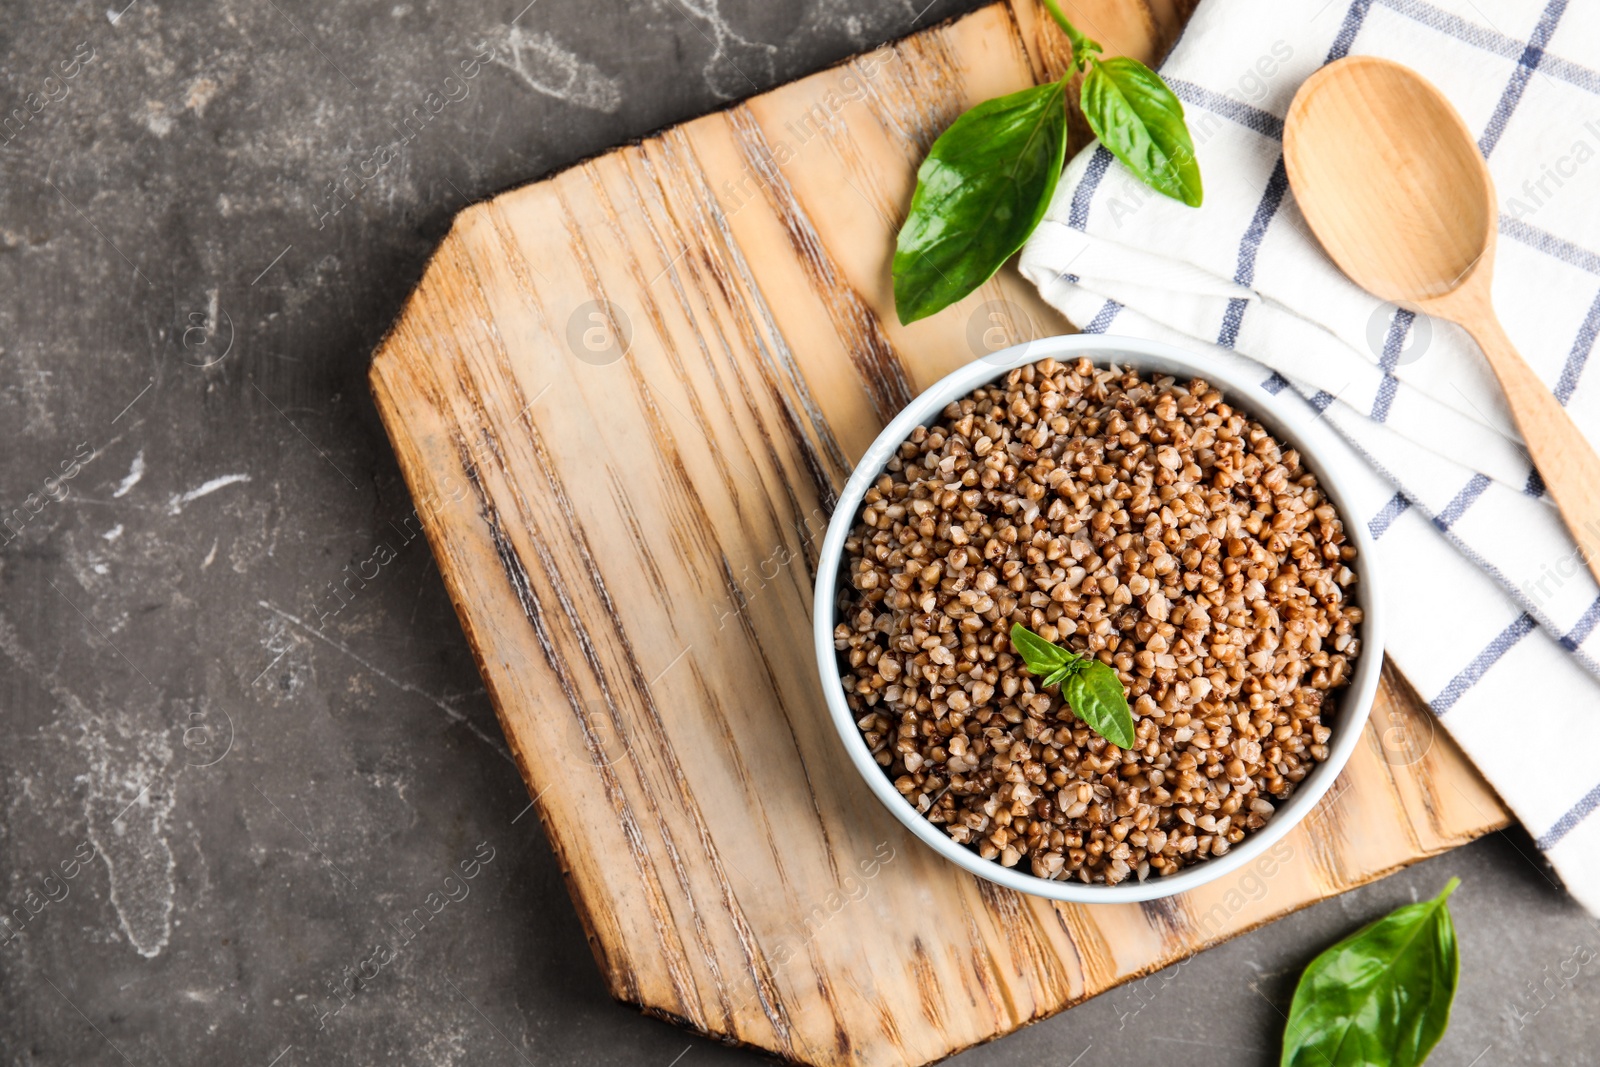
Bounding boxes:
[0,1,1595,1065]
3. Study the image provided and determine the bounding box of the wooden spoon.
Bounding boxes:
[1284,55,1600,584]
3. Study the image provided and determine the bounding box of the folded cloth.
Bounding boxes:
[1020,0,1600,911]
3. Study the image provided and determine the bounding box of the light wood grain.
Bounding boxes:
[1285,55,1600,586]
[369,8,1508,1065]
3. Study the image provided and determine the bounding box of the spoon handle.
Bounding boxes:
[1463,312,1600,587]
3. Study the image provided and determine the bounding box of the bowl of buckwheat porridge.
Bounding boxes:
[813,334,1383,902]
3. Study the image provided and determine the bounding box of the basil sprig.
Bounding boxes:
[1009,623,1135,749]
[1282,878,1462,1067]
[893,0,1201,324]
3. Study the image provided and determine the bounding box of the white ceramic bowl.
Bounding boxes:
[813,334,1384,903]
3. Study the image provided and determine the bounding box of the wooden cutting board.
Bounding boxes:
[368,3,1509,1063]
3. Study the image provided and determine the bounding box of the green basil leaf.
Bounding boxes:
[1080,56,1202,208]
[1062,660,1135,749]
[1040,666,1072,689]
[1010,622,1073,676]
[893,82,1068,324]
[1282,878,1461,1067]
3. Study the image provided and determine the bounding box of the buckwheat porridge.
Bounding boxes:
[833,358,1362,884]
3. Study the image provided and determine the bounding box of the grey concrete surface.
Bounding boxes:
[0,1,1595,1064]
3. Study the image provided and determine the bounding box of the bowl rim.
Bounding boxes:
[812,333,1386,903]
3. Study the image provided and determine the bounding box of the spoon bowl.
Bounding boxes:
[1286,57,1493,303]
[1284,56,1600,585]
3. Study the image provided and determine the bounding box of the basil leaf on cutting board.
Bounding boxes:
[889,1,1201,324]
[1080,55,1203,208]
[1282,878,1462,1067]
[892,81,1068,325]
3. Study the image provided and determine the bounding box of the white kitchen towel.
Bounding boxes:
[1019,0,1600,911]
